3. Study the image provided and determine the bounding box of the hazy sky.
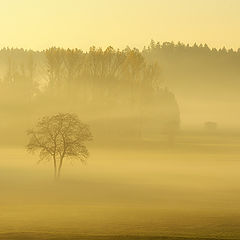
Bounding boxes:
[0,0,239,50]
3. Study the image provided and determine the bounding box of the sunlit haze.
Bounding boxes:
[1,1,240,240]
[1,0,240,50]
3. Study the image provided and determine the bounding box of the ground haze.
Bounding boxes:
[1,130,240,239]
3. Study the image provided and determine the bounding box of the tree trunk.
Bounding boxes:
[57,157,64,179]
[53,156,57,180]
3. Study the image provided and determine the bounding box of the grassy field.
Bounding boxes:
[0,233,239,240]
[1,131,240,240]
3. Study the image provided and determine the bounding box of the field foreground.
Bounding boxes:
[1,132,240,240]
[0,233,239,240]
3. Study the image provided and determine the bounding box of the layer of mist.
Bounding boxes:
[1,42,240,239]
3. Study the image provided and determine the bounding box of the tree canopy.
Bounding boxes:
[27,113,92,179]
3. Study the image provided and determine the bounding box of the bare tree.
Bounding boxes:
[27,113,92,179]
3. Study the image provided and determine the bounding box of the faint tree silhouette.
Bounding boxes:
[27,113,92,179]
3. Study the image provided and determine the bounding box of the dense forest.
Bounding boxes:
[2,41,240,144]
[144,41,240,94]
[144,41,240,127]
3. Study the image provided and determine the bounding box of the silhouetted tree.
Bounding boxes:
[27,113,92,179]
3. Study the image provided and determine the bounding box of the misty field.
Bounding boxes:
[1,131,240,240]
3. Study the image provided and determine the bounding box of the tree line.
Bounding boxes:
[143,40,240,96]
[1,41,239,106]
[0,46,162,106]
[0,43,184,144]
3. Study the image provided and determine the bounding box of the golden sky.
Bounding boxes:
[0,0,239,50]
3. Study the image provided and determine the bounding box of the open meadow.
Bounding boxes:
[1,131,240,240]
